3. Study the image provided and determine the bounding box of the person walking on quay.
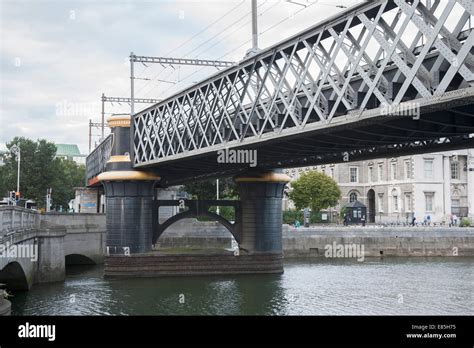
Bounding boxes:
[411,215,416,226]
[343,214,349,226]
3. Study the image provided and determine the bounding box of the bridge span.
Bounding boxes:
[85,0,474,276]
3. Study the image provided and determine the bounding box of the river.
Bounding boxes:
[11,257,473,315]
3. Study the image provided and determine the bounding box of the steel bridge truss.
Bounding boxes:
[133,0,474,169]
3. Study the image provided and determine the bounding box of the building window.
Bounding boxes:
[405,193,412,212]
[424,159,433,178]
[391,162,397,180]
[404,160,411,179]
[452,199,460,208]
[378,164,383,182]
[391,189,398,212]
[378,194,384,212]
[349,192,358,203]
[350,167,358,183]
[368,166,373,183]
[451,161,459,179]
[425,192,434,211]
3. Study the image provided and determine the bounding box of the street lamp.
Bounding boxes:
[216,179,220,215]
[10,145,20,204]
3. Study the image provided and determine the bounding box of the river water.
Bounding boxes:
[11,258,473,315]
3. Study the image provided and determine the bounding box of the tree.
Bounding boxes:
[51,159,86,210]
[182,177,238,200]
[181,178,238,222]
[288,170,341,213]
[0,137,85,210]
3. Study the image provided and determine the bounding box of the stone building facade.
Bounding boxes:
[283,149,474,224]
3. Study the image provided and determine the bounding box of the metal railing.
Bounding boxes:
[86,134,113,182]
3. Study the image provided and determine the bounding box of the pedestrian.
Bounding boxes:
[453,214,458,226]
[343,214,349,226]
[411,215,416,226]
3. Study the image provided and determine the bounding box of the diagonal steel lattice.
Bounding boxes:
[132,0,474,167]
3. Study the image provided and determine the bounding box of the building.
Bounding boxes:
[283,149,474,224]
[55,144,86,165]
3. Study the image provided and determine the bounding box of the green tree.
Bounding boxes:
[181,178,238,222]
[289,170,341,213]
[182,177,238,200]
[51,159,85,210]
[0,137,85,210]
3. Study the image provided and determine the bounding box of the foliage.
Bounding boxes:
[460,217,471,227]
[181,178,238,223]
[282,210,328,224]
[51,158,86,210]
[197,205,235,222]
[0,137,85,210]
[288,170,341,212]
[339,206,347,219]
[182,177,238,200]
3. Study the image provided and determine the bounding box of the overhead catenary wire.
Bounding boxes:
[140,0,276,100]
[133,0,251,98]
[167,0,321,95]
[138,0,272,99]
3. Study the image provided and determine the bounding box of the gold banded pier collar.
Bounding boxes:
[107,155,131,163]
[107,115,131,128]
[97,171,160,182]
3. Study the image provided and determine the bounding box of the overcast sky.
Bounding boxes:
[0,0,363,154]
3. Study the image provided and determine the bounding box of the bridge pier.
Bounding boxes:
[35,227,66,284]
[98,115,160,255]
[234,171,290,272]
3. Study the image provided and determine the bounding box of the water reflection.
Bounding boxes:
[11,258,474,315]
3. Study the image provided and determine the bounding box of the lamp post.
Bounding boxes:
[216,179,220,215]
[10,145,20,204]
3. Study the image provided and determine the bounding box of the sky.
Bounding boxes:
[0,0,363,154]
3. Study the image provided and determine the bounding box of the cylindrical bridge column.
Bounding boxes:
[234,171,290,255]
[98,115,160,255]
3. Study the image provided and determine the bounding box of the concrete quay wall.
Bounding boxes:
[282,226,474,257]
[155,219,474,257]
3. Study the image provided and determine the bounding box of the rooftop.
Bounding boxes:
[55,144,84,158]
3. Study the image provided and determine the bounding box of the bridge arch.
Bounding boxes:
[0,261,30,291]
[153,200,241,245]
[65,254,97,266]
